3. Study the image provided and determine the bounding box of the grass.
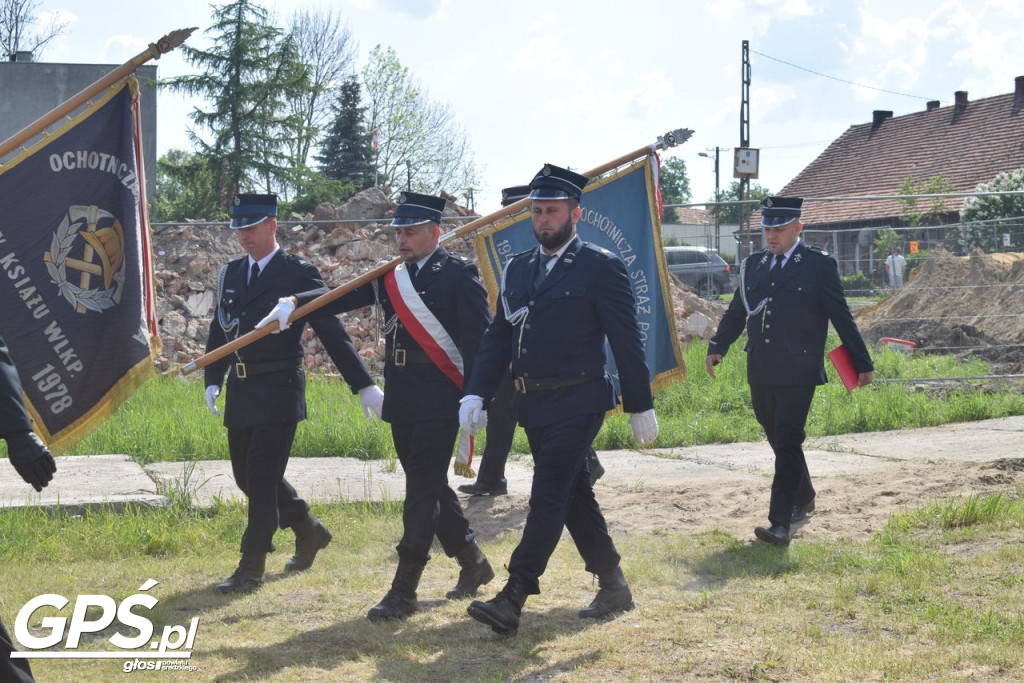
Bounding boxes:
[5,335,1017,463]
[1,491,1022,680]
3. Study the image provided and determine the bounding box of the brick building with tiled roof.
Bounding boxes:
[771,76,1024,274]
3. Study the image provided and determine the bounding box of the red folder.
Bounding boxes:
[828,344,858,393]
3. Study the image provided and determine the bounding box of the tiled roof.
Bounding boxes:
[671,207,709,225]
[777,87,1024,227]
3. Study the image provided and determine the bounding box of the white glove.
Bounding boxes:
[358,384,384,420]
[458,395,487,435]
[205,385,220,416]
[255,297,296,333]
[629,408,659,445]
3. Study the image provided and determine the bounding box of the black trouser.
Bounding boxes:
[475,371,516,488]
[508,412,618,595]
[475,372,603,488]
[228,422,309,554]
[1,616,33,682]
[749,383,817,529]
[390,419,475,565]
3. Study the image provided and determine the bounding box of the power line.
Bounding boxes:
[751,49,940,102]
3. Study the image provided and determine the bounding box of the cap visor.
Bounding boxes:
[761,215,798,228]
[230,215,270,229]
[389,216,433,228]
[529,188,574,200]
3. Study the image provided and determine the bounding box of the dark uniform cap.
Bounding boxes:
[760,196,803,227]
[390,191,447,227]
[230,193,278,229]
[500,185,531,207]
[528,163,588,201]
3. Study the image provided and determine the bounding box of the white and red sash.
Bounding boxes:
[384,262,476,476]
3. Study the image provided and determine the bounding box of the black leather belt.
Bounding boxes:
[233,359,301,380]
[393,348,432,366]
[513,375,593,393]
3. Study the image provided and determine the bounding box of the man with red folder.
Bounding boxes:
[706,196,873,546]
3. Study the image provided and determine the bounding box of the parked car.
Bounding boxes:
[664,246,734,299]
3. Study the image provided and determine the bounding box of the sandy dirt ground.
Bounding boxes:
[462,419,1024,545]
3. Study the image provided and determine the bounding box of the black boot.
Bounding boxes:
[217,553,266,594]
[467,574,528,637]
[578,566,634,618]
[367,560,424,622]
[446,541,495,599]
[285,515,333,572]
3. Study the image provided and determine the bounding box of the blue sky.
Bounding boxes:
[35,0,1024,211]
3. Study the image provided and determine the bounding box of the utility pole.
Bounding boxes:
[739,40,752,259]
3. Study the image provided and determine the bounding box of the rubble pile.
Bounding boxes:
[855,248,1024,373]
[151,189,725,374]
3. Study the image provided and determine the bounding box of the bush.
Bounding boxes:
[841,271,874,296]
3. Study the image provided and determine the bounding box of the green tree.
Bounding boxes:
[959,168,1024,251]
[898,173,955,228]
[361,45,476,195]
[316,77,375,190]
[151,150,226,223]
[711,180,771,224]
[163,0,307,203]
[659,157,691,224]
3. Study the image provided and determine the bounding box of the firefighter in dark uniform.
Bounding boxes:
[204,194,382,593]
[459,164,659,637]
[1,332,57,682]
[706,196,874,546]
[257,192,495,621]
[458,185,605,498]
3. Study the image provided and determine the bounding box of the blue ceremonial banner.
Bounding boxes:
[0,78,159,451]
[473,156,685,400]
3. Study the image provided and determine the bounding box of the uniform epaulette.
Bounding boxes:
[581,242,613,257]
[806,245,829,256]
[450,252,471,263]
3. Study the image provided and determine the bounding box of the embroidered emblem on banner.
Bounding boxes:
[44,205,126,314]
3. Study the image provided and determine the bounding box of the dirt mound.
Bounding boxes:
[855,248,1024,372]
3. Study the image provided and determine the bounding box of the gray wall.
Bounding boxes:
[0,61,157,201]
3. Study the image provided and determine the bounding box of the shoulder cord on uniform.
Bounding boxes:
[500,257,530,326]
[216,264,241,338]
[215,263,250,368]
[371,276,402,355]
[738,255,769,320]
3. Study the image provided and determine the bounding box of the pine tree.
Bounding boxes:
[163,0,308,203]
[316,77,376,190]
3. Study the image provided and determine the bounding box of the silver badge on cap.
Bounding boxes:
[399,192,407,203]
[233,197,241,206]
[764,198,773,208]
[542,165,552,176]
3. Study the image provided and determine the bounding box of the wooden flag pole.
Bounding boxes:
[180,128,694,375]
[0,27,196,161]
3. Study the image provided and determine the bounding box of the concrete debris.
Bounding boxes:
[151,189,726,374]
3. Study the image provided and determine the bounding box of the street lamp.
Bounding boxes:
[698,148,722,252]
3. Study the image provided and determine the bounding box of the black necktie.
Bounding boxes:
[245,262,260,296]
[408,263,418,280]
[770,256,783,279]
[533,253,555,289]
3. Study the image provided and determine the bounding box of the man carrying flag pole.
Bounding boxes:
[257,192,496,621]
[459,164,659,637]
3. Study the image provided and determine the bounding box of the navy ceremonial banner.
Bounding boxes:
[0,77,158,451]
[473,156,685,401]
